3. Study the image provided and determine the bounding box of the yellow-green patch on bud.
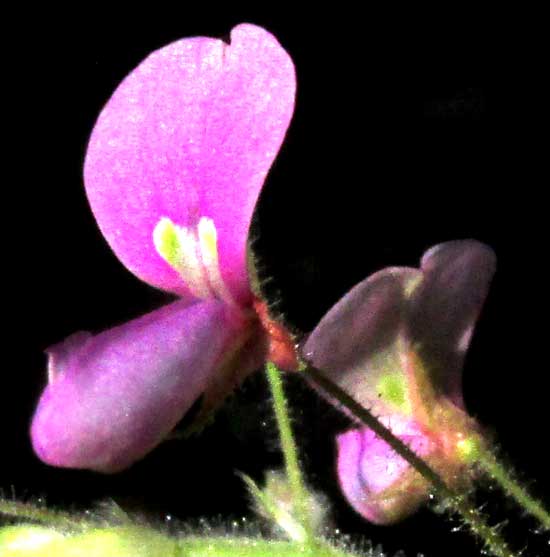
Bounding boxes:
[403,273,422,298]
[456,435,481,463]
[376,371,411,413]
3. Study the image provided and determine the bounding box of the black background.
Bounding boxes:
[2,8,548,557]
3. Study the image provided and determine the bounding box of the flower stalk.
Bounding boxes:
[266,362,314,542]
[0,499,82,529]
[476,445,550,529]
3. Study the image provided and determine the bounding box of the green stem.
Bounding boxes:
[177,537,358,557]
[0,526,360,557]
[302,364,516,557]
[0,498,82,529]
[477,446,550,529]
[265,362,313,542]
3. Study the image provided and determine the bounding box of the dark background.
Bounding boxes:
[2,9,548,557]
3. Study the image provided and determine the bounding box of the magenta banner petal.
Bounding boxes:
[409,240,496,405]
[302,268,421,417]
[31,299,251,472]
[84,24,296,303]
[337,417,434,524]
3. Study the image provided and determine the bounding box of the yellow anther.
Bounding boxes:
[152,216,236,305]
[198,217,218,261]
[152,217,180,268]
[152,217,211,299]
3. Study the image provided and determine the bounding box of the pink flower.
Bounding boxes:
[31,24,297,473]
[302,241,496,523]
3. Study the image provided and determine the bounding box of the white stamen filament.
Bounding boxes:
[153,216,237,305]
[198,217,238,306]
[174,225,213,300]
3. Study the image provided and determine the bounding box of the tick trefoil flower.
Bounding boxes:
[31,24,297,473]
[302,240,495,524]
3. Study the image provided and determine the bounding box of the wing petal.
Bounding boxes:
[31,299,252,472]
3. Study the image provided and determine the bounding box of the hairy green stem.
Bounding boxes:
[177,537,358,557]
[0,525,361,557]
[477,446,550,529]
[302,364,516,557]
[265,362,313,541]
[0,499,83,529]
